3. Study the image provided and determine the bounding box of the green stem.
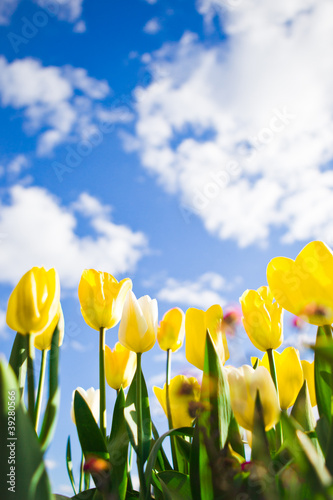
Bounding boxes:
[267,348,283,448]
[166,349,178,470]
[136,353,146,499]
[79,452,84,492]
[34,349,47,432]
[99,327,106,441]
[27,334,35,424]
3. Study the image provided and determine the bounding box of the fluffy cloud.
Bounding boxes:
[0,57,131,156]
[0,0,20,25]
[0,0,84,25]
[157,272,227,309]
[0,185,148,288]
[143,17,161,35]
[129,0,333,247]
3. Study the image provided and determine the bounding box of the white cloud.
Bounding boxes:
[0,0,19,25]
[157,272,227,309]
[143,17,161,34]
[73,19,86,33]
[0,309,9,339]
[129,0,333,247]
[35,0,84,22]
[0,0,84,25]
[0,186,148,288]
[0,57,129,157]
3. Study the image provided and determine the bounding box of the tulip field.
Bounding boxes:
[3,240,333,499]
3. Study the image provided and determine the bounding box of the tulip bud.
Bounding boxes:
[267,241,333,326]
[153,375,201,428]
[157,307,185,352]
[78,269,132,331]
[70,387,100,425]
[185,304,229,370]
[34,304,64,351]
[240,286,283,352]
[118,291,158,353]
[105,342,136,390]
[6,267,60,335]
[254,347,304,410]
[226,365,280,431]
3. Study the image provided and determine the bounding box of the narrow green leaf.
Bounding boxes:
[124,367,152,464]
[291,380,316,432]
[144,427,193,499]
[108,387,128,500]
[314,325,333,424]
[9,332,27,400]
[152,422,172,472]
[190,331,232,500]
[74,391,109,459]
[281,412,330,495]
[39,324,61,452]
[227,414,245,459]
[66,436,77,495]
[0,360,53,500]
[157,471,192,500]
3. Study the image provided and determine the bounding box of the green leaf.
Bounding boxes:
[144,427,193,499]
[108,387,128,500]
[152,422,172,472]
[251,392,271,463]
[0,360,53,500]
[66,436,77,496]
[227,414,245,459]
[314,325,333,424]
[9,332,27,400]
[39,324,61,452]
[124,367,152,464]
[157,471,192,500]
[74,391,109,459]
[69,489,99,499]
[291,380,316,432]
[190,331,231,500]
[281,412,331,495]
[175,435,191,463]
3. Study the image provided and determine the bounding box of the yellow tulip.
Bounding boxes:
[105,342,136,390]
[226,365,280,431]
[70,387,100,425]
[240,286,283,352]
[267,241,333,325]
[6,267,60,335]
[254,347,304,410]
[153,375,201,428]
[301,360,316,407]
[78,269,132,331]
[185,305,229,371]
[118,291,158,353]
[157,307,185,352]
[34,304,64,351]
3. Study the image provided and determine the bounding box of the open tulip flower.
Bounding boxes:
[267,241,333,325]
[6,266,60,335]
[226,365,280,431]
[153,375,201,428]
[157,307,185,352]
[105,342,136,390]
[34,304,65,351]
[78,269,132,331]
[240,286,283,352]
[185,304,229,370]
[253,347,304,410]
[118,291,158,353]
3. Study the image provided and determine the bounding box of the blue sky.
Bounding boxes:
[0,0,332,494]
